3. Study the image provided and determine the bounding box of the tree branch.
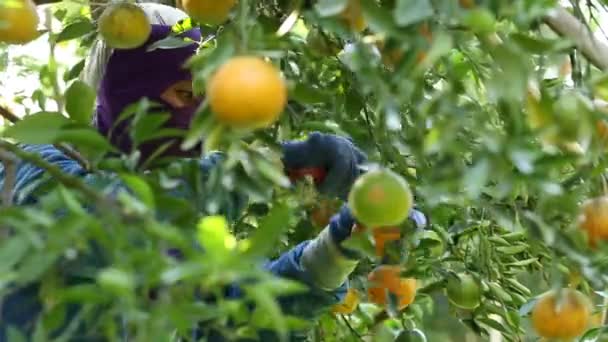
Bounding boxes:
[0,140,107,205]
[0,105,91,171]
[544,6,608,71]
[0,149,17,207]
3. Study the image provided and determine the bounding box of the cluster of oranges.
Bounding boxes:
[526,191,607,339]
[331,169,419,315]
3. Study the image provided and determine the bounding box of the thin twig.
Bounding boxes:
[0,105,91,171]
[339,315,364,342]
[0,149,17,207]
[0,140,106,206]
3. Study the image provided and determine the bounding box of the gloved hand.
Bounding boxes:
[281,132,367,200]
[329,204,428,245]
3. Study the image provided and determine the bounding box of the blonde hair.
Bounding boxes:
[81,3,189,91]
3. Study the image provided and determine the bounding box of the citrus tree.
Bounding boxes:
[2,0,608,341]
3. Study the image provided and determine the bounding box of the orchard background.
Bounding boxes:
[3,0,608,341]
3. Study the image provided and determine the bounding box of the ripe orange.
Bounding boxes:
[340,0,366,32]
[367,265,417,309]
[372,227,401,257]
[348,169,413,228]
[459,0,475,8]
[181,0,236,25]
[597,120,608,142]
[98,2,151,49]
[0,0,39,45]
[332,288,360,314]
[578,196,608,247]
[419,23,433,43]
[446,273,481,310]
[531,289,591,340]
[207,56,287,128]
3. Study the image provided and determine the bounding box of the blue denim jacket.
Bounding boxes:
[0,145,348,341]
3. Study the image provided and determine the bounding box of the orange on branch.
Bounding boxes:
[0,0,39,45]
[348,169,413,228]
[182,0,236,25]
[340,0,366,32]
[446,273,481,310]
[332,288,360,314]
[597,120,608,142]
[99,2,151,49]
[372,227,401,257]
[207,56,287,128]
[459,0,475,8]
[531,289,591,340]
[367,266,416,309]
[579,196,608,247]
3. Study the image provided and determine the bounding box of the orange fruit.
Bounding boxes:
[459,0,475,8]
[367,265,417,309]
[332,288,360,314]
[0,0,39,44]
[419,23,433,43]
[348,169,413,228]
[578,196,608,247]
[446,273,481,310]
[181,0,236,25]
[98,2,151,49]
[207,56,287,128]
[340,0,366,32]
[531,289,591,340]
[597,120,608,142]
[372,227,401,257]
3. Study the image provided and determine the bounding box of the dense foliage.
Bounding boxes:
[2,0,608,341]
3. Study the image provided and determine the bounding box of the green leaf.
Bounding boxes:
[580,326,608,342]
[55,19,95,42]
[394,0,434,27]
[247,202,291,257]
[315,0,348,17]
[3,112,70,144]
[64,59,86,82]
[0,235,30,274]
[291,83,328,104]
[17,252,59,284]
[119,174,156,210]
[247,285,288,341]
[196,215,236,258]
[360,0,398,34]
[97,268,135,294]
[461,8,496,34]
[65,80,96,124]
[147,36,197,52]
[56,128,113,151]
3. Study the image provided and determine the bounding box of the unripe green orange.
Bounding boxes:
[446,273,481,310]
[348,169,413,228]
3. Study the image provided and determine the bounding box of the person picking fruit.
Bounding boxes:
[0,3,426,341]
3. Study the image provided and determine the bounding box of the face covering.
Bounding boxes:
[95,24,203,161]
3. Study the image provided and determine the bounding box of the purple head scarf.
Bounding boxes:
[95,24,202,160]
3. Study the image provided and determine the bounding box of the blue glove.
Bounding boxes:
[281,132,367,200]
[329,205,428,244]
